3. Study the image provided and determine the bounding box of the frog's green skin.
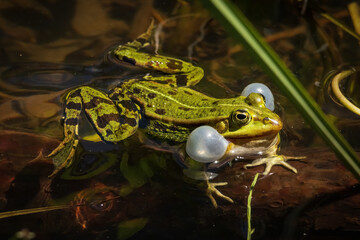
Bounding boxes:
[48,22,303,207]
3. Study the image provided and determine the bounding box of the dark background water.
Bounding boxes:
[0,0,359,239]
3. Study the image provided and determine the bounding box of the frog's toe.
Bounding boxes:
[206,181,234,208]
[263,157,297,175]
[244,155,303,175]
[47,136,73,157]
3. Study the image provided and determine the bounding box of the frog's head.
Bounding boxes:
[216,93,282,143]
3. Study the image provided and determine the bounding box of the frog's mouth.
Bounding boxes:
[225,132,278,146]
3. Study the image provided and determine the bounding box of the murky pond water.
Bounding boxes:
[0,0,359,239]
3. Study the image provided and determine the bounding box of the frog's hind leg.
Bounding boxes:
[47,88,83,176]
[206,180,234,208]
[48,86,140,176]
[111,22,204,87]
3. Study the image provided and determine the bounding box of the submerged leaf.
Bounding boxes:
[117,218,149,240]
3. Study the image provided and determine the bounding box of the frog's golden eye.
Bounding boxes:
[231,110,251,126]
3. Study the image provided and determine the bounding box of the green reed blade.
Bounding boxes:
[320,12,360,41]
[202,0,360,180]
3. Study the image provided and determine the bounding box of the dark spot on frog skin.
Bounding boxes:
[147,93,157,99]
[96,113,120,128]
[149,85,158,89]
[155,109,166,115]
[167,90,177,95]
[201,98,208,101]
[132,88,141,94]
[70,89,82,98]
[210,108,216,112]
[106,129,113,136]
[122,56,136,65]
[176,75,188,86]
[183,90,193,95]
[178,106,190,111]
[110,90,125,100]
[83,97,114,110]
[67,102,82,111]
[110,92,119,100]
[166,59,183,70]
[119,115,137,127]
[212,101,219,105]
[65,118,78,126]
[119,100,138,112]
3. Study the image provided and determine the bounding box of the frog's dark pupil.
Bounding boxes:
[90,201,108,211]
[236,113,246,120]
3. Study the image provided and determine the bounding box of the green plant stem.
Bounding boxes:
[247,173,259,240]
[202,0,360,180]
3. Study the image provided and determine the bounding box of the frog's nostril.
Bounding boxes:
[263,117,279,126]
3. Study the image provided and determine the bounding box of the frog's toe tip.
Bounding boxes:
[227,198,235,204]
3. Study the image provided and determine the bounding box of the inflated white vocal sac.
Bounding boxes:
[241,83,275,111]
[186,126,229,163]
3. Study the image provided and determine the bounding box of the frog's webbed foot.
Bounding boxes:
[244,155,305,175]
[206,180,234,208]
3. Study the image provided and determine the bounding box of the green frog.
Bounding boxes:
[48,22,303,207]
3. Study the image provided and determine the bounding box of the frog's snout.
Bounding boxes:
[263,117,282,128]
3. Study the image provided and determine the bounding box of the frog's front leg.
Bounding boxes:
[244,155,306,175]
[239,135,305,175]
[111,22,204,87]
[48,86,140,176]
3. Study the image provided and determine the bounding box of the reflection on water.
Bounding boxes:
[0,0,359,239]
